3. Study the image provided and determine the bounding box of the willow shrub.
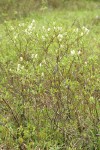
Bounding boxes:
[0,19,100,149]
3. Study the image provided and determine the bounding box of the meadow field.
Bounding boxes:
[0,0,100,149]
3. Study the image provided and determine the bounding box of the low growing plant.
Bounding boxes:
[0,17,100,149]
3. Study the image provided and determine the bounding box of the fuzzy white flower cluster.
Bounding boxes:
[42,26,45,31]
[25,19,35,35]
[13,32,18,40]
[20,57,23,61]
[47,28,51,32]
[41,72,44,77]
[39,63,42,67]
[73,26,89,36]
[42,26,51,33]
[41,59,46,65]
[53,26,62,31]
[71,50,82,56]
[71,50,75,55]
[60,44,64,48]
[85,61,88,65]
[19,23,25,27]
[73,28,79,33]
[77,50,81,55]
[42,35,46,41]
[17,64,24,71]
[57,34,63,42]
[57,27,62,31]
[10,26,14,31]
[31,54,38,59]
[81,26,89,36]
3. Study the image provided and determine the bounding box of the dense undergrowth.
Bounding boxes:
[0,1,100,150]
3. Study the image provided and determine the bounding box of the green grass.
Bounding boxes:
[0,4,100,150]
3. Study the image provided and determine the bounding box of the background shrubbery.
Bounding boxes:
[0,0,100,21]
